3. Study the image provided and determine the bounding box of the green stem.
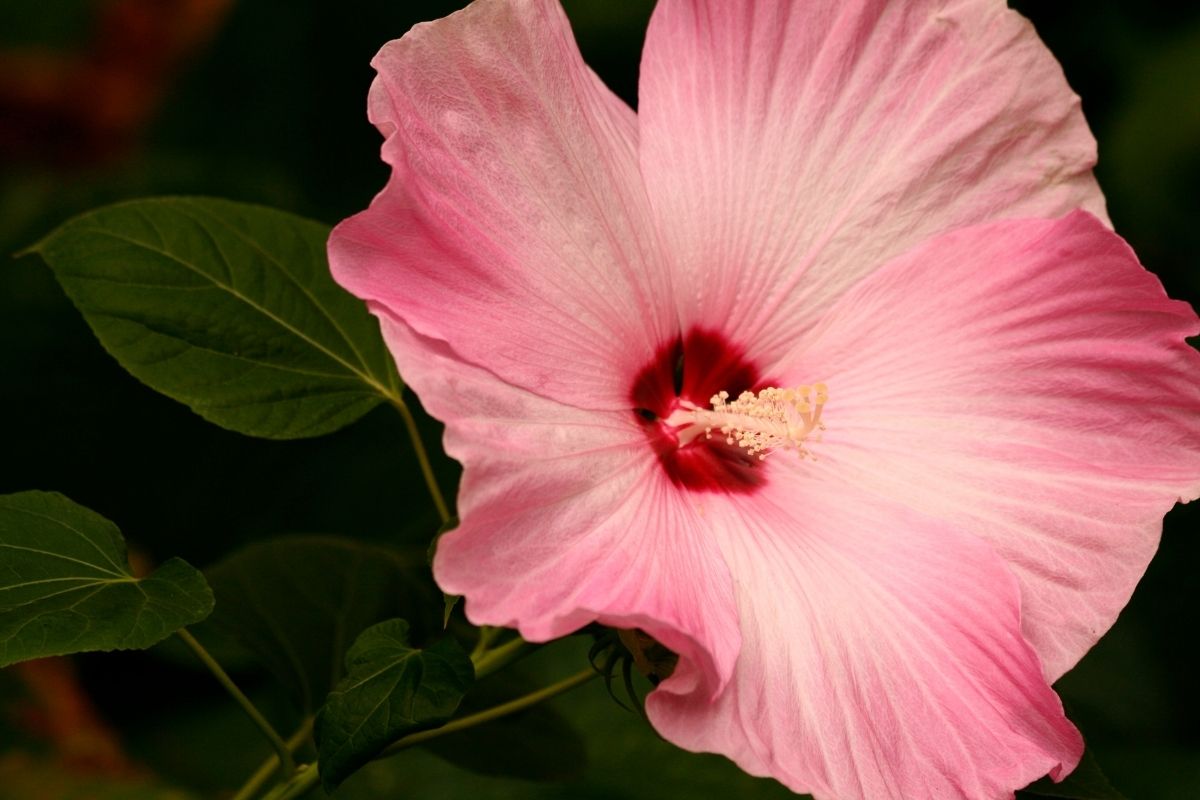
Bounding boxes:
[382,667,596,755]
[270,668,598,800]
[469,625,501,661]
[472,635,531,679]
[176,629,295,776]
[469,626,496,660]
[389,395,451,524]
[260,764,316,800]
[231,717,313,800]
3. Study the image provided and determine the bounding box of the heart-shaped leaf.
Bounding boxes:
[315,618,473,791]
[26,197,402,439]
[0,491,213,667]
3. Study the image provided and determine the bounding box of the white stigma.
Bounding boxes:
[664,384,828,461]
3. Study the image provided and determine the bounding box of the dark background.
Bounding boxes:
[1,1,1197,797]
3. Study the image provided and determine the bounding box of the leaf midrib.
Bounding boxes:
[0,575,140,611]
[64,227,397,403]
[179,202,383,387]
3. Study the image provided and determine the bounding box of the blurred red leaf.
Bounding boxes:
[0,0,235,165]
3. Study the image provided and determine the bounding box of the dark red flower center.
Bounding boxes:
[629,328,770,494]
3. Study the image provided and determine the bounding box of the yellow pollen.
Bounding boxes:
[667,384,828,460]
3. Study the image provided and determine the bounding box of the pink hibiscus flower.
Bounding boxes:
[328,1,1200,797]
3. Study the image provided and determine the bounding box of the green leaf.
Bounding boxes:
[0,491,213,667]
[26,197,401,439]
[1019,749,1127,799]
[202,536,438,713]
[315,618,474,791]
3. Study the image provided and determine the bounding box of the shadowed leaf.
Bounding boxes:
[202,536,439,713]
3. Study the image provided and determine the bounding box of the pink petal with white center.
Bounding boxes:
[649,476,1082,800]
[788,211,1200,680]
[329,0,673,411]
[639,0,1107,363]
[377,314,741,698]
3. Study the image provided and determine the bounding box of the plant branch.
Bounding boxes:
[382,667,596,755]
[231,717,313,800]
[389,394,451,524]
[176,629,295,776]
[269,668,598,800]
[472,635,531,679]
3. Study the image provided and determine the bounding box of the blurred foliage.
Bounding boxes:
[0,755,199,800]
[1,0,1197,798]
[202,536,439,713]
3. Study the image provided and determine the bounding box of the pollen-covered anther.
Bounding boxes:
[666,384,828,460]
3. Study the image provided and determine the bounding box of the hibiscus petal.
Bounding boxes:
[790,211,1200,680]
[638,0,1106,364]
[649,478,1083,800]
[377,314,741,697]
[329,0,673,411]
